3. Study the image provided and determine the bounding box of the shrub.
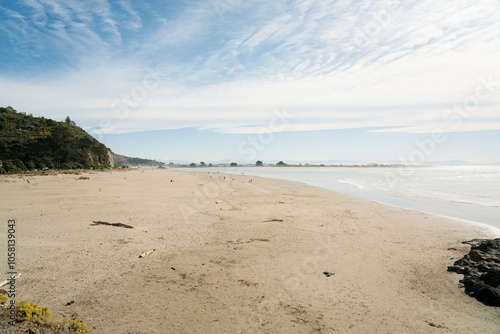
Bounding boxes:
[2,160,19,173]
[26,160,36,170]
[17,301,52,326]
[63,318,89,334]
[12,301,89,333]
[14,159,27,171]
[0,294,7,304]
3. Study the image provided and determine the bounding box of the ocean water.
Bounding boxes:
[180,166,500,230]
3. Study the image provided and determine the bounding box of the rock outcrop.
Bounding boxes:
[448,238,500,306]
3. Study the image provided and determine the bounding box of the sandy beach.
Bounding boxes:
[1,168,499,333]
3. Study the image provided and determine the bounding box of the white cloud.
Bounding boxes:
[1,0,500,136]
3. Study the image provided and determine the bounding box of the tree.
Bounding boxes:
[256,160,263,166]
[189,162,196,167]
[0,107,113,173]
[200,161,206,167]
[26,161,36,170]
[277,161,286,166]
[14,159,27,171]
[230,162,238,167]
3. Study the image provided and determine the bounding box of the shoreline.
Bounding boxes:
[176,166,500,232]
[1,169,499,333]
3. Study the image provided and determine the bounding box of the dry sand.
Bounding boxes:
[1,168,499,333]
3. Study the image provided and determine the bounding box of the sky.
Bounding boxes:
[1,0,499,164]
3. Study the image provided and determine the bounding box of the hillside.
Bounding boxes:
[112,153,165,168]
[0,106,112,173]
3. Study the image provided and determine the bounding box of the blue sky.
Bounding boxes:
[1,0,499,164]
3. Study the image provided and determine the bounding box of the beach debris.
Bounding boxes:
[228,238,270,245]
[170,267,176,271]
[139,249,155,258]
[425,321,447,329]
[91,221,134,229]
[323,271,335,277]
[65,300,75,306]
[279,201,285,204]
[262,219,284,222]
[78,176,89,180]
[238,279,258,287]
[0,273,22,288]
[448,238,500,306]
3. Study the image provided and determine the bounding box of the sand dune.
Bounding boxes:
[1,169,499,333]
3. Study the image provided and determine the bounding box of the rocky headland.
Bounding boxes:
[448,238,500,306]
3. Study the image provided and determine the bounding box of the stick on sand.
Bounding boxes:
[139,249,155,258]
[0,273,22,288]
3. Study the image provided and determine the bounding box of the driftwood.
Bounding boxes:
[91,221,134,229]
[262,219,284,222]
[0,273,22,288]
[139,249,155,258]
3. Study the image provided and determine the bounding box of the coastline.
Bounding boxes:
[177,166,500,231]
[1,169,499,333]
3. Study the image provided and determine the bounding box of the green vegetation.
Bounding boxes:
[112,153,165,168]
[16,301,52,326]
[0,106,112,173]
[0,300,89,333]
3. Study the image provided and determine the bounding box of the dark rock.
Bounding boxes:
[469,249,484,261]
[447,265,465,274]
[448,238,500,306]
[481,269,500,287]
